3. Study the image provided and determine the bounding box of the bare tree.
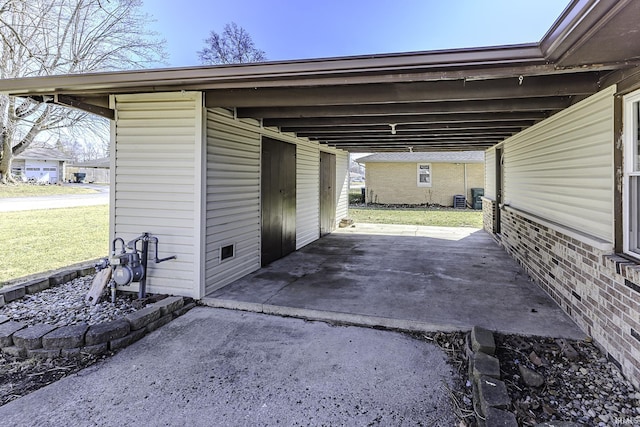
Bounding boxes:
[0,0,166,184]
[198,22,266,65]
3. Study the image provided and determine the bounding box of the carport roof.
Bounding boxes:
[1,0,639,153]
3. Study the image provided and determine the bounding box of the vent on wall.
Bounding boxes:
[220,244,235,262]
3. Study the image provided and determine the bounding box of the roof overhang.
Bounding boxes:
[1,0,639,152]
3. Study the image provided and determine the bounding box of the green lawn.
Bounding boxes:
[0,191,481,285]
[349,207,483,228]
[0,183,99,198]
[0,205,109,285]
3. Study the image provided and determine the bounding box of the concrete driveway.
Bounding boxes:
[205,223,584,340]
[0,307,456,426]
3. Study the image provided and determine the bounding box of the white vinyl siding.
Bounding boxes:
[111,92,203,299]
[297,141,320,248]
[204,108,348,293]
[502,86,615,242]
[205,109,262,295]
[335,150,349,225]
[484,148,496,199]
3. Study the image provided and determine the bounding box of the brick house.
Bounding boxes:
[357,152,484,206]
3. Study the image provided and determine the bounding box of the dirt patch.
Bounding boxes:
[0,351,110,406]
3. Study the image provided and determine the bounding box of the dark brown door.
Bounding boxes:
[261,137,296,266]
[320,151,336,236]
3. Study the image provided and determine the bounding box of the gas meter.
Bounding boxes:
[111,251,145,286]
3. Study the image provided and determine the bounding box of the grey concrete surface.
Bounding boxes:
[205,224,585,340]
[0,307,456,427]
[0,184,108,212]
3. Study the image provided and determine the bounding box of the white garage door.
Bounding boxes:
[25,161,58,183]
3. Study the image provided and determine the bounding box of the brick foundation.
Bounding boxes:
[483,199,640,388]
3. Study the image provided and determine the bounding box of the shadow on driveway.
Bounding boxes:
[205,224,585,339]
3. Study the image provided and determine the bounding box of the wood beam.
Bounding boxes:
[236,97,572,119]
[281,122,533,133]
[265,112,543,128]
[205,73,600,108]
[54,94,114,119]
[297,129,516,138]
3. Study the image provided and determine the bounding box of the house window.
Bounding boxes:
[624,89,640,257]
[417,163,432,187]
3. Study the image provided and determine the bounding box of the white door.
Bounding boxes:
[25,161,58,183]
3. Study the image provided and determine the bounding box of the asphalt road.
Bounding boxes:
[0,307,457,426]
[0,184,109,212]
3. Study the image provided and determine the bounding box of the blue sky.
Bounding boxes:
[141,0,570,67]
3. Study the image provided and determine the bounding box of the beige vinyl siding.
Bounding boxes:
[297,141,320,249]
[335,150,349,225]
[503,86,615,242]
[205,109,262,295]
[111,92,203,299]
[484,148,496,199]
[204,108,349,293]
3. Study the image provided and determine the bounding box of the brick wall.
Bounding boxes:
[484,205,640,388]
[365,162,484,205]
[482,198,495,234]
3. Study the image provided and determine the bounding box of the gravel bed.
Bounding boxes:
[442,332,640,426]
[0,274,140,327]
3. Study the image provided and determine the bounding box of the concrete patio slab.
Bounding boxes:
[204,224,585,339]
[0,308,456,426]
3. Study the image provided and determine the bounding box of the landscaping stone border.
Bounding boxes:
[0,264,196,359]
[466,326,583,427]
[467,325,518,427]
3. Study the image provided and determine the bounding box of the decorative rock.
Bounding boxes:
[519,365,545,388]
[125,306,162,331]
[154,296,184,316]
[556,339,580,361]
[471,325,496,355]
[535,422,581,427]
[85,319,130,345]
[77,266,96,277]
[12,324,58,350]
[146,314,173,333]
[25,279,50,295]
[1,345,26,357]
[529,351,545,367]
[0,315,9,325]
[478,376,511,416]
[173,302,196,318]
[0,284,26,303]
[27,348,61,359]
[110,328,147,350]
[485,407,518,426]
[0,321,27,347]
[49,271,77,286]
[81,342,108,355]
[61,347,82,357]
[42,323,89,349]
[473,351,501,380]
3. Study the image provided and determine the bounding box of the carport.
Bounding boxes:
[204,223,585,338]
[1,0,639,383]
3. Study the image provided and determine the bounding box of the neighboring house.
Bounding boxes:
[1,1,639,388]
[12,147,72,184]
[66,157,110,183]
[357,152,484,207]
